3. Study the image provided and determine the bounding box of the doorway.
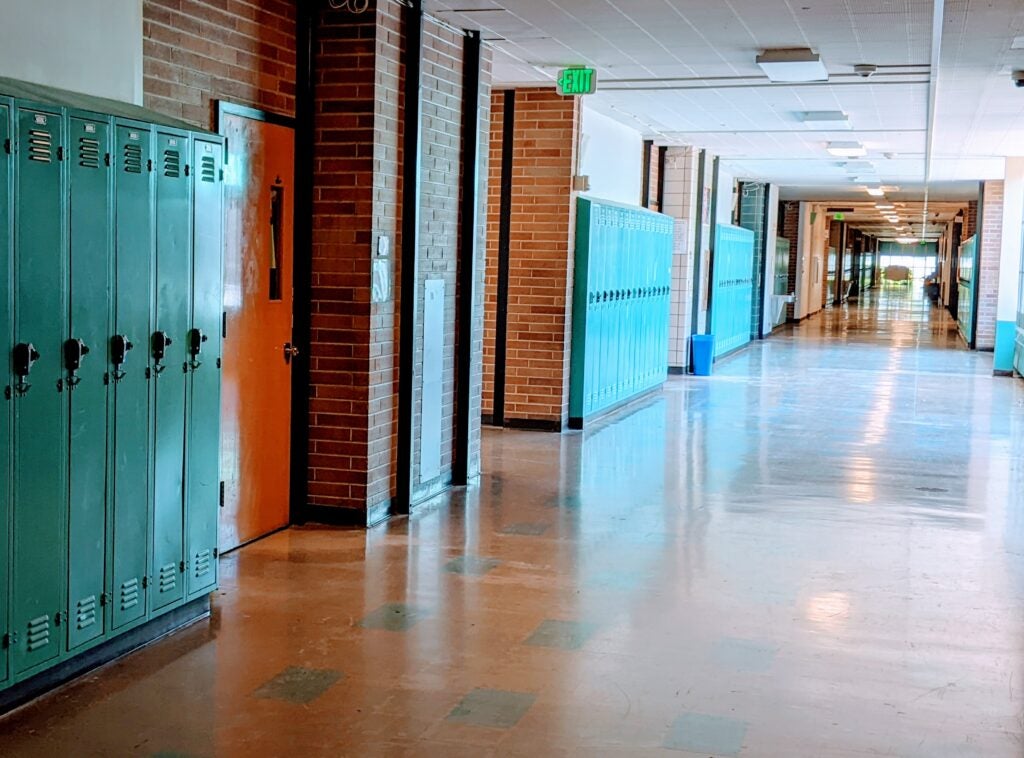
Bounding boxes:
[217,104,296,553]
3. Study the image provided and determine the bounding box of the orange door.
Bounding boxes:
[219,111,295,552]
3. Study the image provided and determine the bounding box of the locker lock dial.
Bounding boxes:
[12,342,40,395]
[151,331,172,373]
[111,335,134,381]
[64,338,90,386]
[188,328,208,370]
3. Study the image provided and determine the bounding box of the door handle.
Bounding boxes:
[64,338,90,386]
[151,331,172,374]
[283,342,299,365]
[12,342,40,395]
[188,328,208,370]
[111,335,134,381]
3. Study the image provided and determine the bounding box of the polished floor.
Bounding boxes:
[4,288,1024,757]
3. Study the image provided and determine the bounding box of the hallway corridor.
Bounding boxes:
[3,298,1024,757]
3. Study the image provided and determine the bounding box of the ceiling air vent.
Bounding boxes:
[163,149,180,178]
[123,143,142,174]
[199,155,216,183]
[28,129,52,163]
[78,137,100,169]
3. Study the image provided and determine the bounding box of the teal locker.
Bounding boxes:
[0,99,11,685]
[185,138,222,598]
[66,113,113,650]
[150,130,190,612]
[11,104,68,675]
[111,122,153,630]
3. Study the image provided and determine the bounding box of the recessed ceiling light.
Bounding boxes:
[876,204,895,209]
[865,188,885,197]
[827,141,867,157]
[757,48,829,82]
[800,110,851,129]
[1012,36,1024,50]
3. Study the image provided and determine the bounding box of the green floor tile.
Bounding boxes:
[446,688,536,729]
[524,619,597,650]
[712,637,777,673]
[252,666,343,705]
[663,712,748,755]
[358,602,428,631]
[500,522,550,536]
[444,555,501,575]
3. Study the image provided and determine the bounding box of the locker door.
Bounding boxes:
[151,131,190,612]
[0,99,12,685]
[111,123,152,630]
[66,114,112,650]
[186,138,223,597]
[11,104,67,675]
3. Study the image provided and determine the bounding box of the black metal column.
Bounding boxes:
[491,90,515,426]
[641,139,653,207]
[395,0,423,514]
[704,156,721,334]
[452,30,481,486]
[290,0,315,523]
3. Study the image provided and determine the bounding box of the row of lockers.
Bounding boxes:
[0,91,224,688]
[570,197,674,424]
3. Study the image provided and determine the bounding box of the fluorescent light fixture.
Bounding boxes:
[800,110,850,129]
[757,48,829,82]
[1012,36,1024,50]
[865,188,886,197]
[896,237,920,244]
[844,161,873,172]
[876,204,895,209]
[827,141,867,157]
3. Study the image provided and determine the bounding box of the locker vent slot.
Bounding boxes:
[28,129,53,163]
[78,137,101,169]
[163,149,181,178]
[26,615,50,652]
[120,578,139,611]
[123,143,143,174]
[75,595,98,630]
[158,563,177,594]
[194,549,212,579]
[200,155,216,183]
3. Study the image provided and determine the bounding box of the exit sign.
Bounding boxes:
[556,68,597,96]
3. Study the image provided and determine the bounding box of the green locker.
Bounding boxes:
[66,113,113,650]
[150,130,190,612]
[0,98,12,685]
[111,122,153,630]
[186,138,222,598]
[11,104,68,676]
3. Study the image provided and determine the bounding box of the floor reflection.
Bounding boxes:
[3,289,1024,757]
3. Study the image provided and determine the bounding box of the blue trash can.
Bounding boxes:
[691,334,715,376]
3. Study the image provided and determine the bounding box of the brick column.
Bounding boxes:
[781,202,800,321]
[661,146,698,371]
[483,89,579,430]
[976,180,1004,351]
[309,2,489,521]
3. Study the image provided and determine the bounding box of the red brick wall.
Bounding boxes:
[142,0,296,128]
[482,89,579,427]
[308,1,400,516]
[645,143,660,211]
[781,201,800,320]
[964,200,979,240]
[976,181,1003,350]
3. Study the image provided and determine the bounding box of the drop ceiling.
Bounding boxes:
[426,0,1024,202]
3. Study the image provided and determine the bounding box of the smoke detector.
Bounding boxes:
[853,64,878,78]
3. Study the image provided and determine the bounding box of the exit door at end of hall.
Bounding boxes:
[218,105,296,553]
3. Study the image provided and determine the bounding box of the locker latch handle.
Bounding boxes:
[151,331,172,374]
[188,328,208,370]
[12,342,40,395]
[64,338,90,387]
[111,335,134,381]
